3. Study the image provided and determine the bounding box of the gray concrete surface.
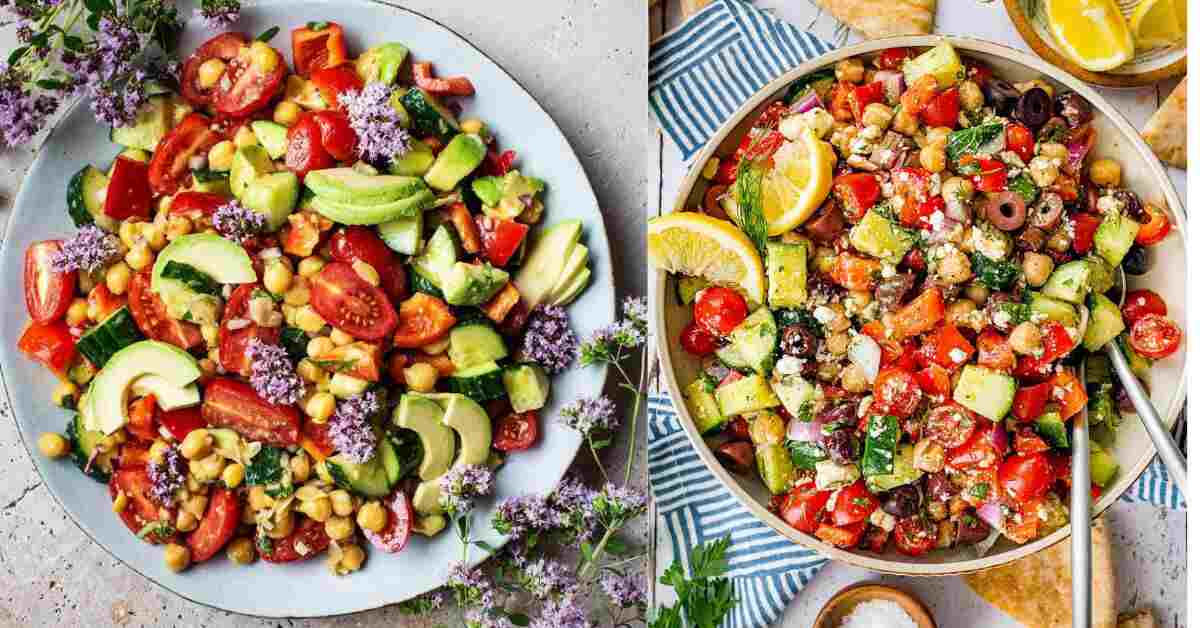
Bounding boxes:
[0,1,647,626]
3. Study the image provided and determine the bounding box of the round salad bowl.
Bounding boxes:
[653,35,1185,576]
[0,0,613,617]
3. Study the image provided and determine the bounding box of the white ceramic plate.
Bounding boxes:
[0,0,613,616]
[653,36,1186,576]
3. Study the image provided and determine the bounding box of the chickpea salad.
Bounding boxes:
[649,43,1182,558]
[21,23,595,574]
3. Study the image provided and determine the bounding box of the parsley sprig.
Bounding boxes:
[649,537,738,628]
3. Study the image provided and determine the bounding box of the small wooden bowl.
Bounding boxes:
[812,584,937,628]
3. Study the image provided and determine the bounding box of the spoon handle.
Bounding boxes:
[1071,364,1091,628]
[1104,341,1187,491]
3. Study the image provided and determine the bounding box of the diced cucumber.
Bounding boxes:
[448,323,508,371]
[849,209,915,264]
[902,42,963,89]
[1089,441,1119,487]
[67,414,112,483]
[110,94,190,152]
[1083,293,1124,351]
[378,436,402,487]
[326,452,391,498]
[1092,213,1140,268]
[378,213,423,255]
[815,459,861,490]
[769,372,817,420]
[1029,292,1078,327]
[714,307,777,375]
[1086,255,1116,294]
[683,378,725,434]
[160,261,219,296]
[755,444,795,495]
[715,374,780,417]
[446,361,506,403]
[502,364,550,413]
[67,165,118,231]
[862,414,900,477]
[250,120,289,159]
[953,365,1016,421]
[766,240,808,309]
[401,88,460,142]
[411,224,459,289]
[442,261,509,306]
[230,145,273,199]
[1035,411,1069,448]
[192,169,231,196]
[865,444,922,493]
[675,275,710,304]
[75,307,144,368]
[1042,259,1092,305]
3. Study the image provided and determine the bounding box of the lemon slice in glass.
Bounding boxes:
[648,212,765,305]
[1130,0,1185,49]
[759,127,833,236]
[1045,0,1135,71]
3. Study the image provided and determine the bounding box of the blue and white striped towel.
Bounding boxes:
[648,2,1185,626]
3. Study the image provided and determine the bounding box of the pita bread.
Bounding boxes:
[812,0,936,38]
[963,517,1117,628]
[1142,77,1186,169]
[680,0,712,17]
[1118,609,1157,628]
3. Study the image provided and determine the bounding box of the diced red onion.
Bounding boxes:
[787,417,825,442]
[789,90,823,114]
[926,215,963,244]
[848,334,881,384]
[1066,127,1096,173]
[876,70,905,103]
[976,501,1005,530]
[989,422,1008,455]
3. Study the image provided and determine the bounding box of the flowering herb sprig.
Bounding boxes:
[338,81,412,164]
[51,224,119,273]
[326,389,380,464]
[196,0,240,30]
[146,444,185,506]
[245,338,304,407]
[212,200,267,242]
[520,305,578,374]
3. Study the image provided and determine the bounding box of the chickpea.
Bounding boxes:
[65,298,89,327]
[52,381,78,409]
[200,323,219,348]
[350,259,380,286]
[338,544,366,572]
[284,281,311,307]
[958,79,984,111]
[263,259,294,295]
[1089,158,1122,188]
[226,538,256,565]
[325,515,355,541]
[165,215,193,241]
[249,486,274,511]
[1015,79,1054,98]
[330,328,355,346]
[403,362,439,393]
[233,125,258,149]
[1046,230,1072,253]
[330,490,355,517]
[825,331,850,356]
[329,373,368,398]
[249,40,278,73]
[1039,142,1069,160]
[460,118,486,135]
[192,453,226,482]
[125,242,153,271]
[295,305,327,333]
[38,432,68,458]
[105,262,132,295]
[1029,156,1060,188]
[164,544,191,572]
[207,141,236,171]
[306,336,335,359]
[1008,321,1043,355]
[925,126,953,149]
[141,222,167,251]
[834,58,865,83]
[965,283,990,305]
[357,501,389,533]
[222,463,245,489]
[176,510,199,533]
[936,247,972,284]
[946,299,977,328]
[305,391,336,423]
[179,428,213,460]
[299,496,333,522]
[839,363,869,393]
[941,177,975,204]
[112,491,129,513]
[891,109,919,136]
[273,100,301,127]
[860,102,893,129]
[919,145,947,173]
[913,437,945,473]
[266,510,296,539]
[196,58,226,90]
[297,256,325,278]
[290,452,312,483]
[198,358,218,378]
[1022,252,1054,287]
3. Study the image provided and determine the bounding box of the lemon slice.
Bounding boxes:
[1045,0,1135,71]
[648,212,765,305]
[1130,0,1185,48]
[759,127,833,236]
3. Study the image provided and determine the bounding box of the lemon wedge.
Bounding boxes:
[1130,0,1185,48]
[1045,0,1135,71]
[648,212,765,305]
[759,127,833,236]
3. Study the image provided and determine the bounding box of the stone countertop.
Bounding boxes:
[0,1,647,626]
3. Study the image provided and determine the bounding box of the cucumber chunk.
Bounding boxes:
[1083,293,1125,351]
[683,377,725,435]
[755,444,795,495]
[502,364,550,413]
[715,374,780,417]
[76,307,144,368]
[67,165,118,231]
[1093,213,1140,268]
[862,414,900,477]
[766,240,808,309]
[1042,259,1092,305]
[953,365,1016,421]
[713,307,777,375]
[446,361,506,403]
[448,323,508,371]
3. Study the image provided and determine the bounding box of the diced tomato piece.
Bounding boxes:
[109,468,176,544]
[412,61,475,97]
[328,225,407,303]
[735,129,785,163]
[313,341,383,382]
[1072,213,1103,255]
[998,452,1053,503]
[24,240,76,325]
[170,191,228,218]
[873,367,922,419]
[301,418,336,461]
[830,253,881,291]
[219,284,282,376]
[894,288,944,338]
[680,320,718,356]
[477,217,529,267]
[284,114,336,181]
[259,516,330,562]
[159,406,206,441]
[976,329,1016,372]
[900,74,939,115]
[308,110,359,162]
[924,403,976,448]
[946,425,999,470]
[778,481,830,534]
[202,377,301,447]
[1003,499,1042,543]
[876,47,913,70]
[849,81,885,123]
[309,262,400,341]
[713,158,738,185]
[693,286,748,336]
[126,395,159,442]
[1011,381,1053,422]
[102,156,153,220]
[291,22,347,76]
[481,149,516,177]
[18,321,76,376]
[915,364,952,399]
[931,323,974,367]
[1121,289,1168,326]
[832,173,880,221]
[493,411,539,452]
[1005,122,1035,163]
[187,487,241,562]
[920,88,959,128]
[392,293,457,348]
[1050,371,1087,418]
[862,525,890,553]
[310,65,364,110]
[1013,428,1050,454]
[829,81,855,122]
[831,480,878,526]
[893,516,936,556]
[128,271,202,350]
[970,157,1007,193]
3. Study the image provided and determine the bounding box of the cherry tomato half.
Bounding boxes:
[202,377,301,446]
[873,367,921,419]
[997,452,1053,503]
[284,114,337,181]
[893,516,936,556]
[476,216,529,267]
[1129,314,1182,359]
[392,292,456,349]
[1121,289,1168,326]
[180,32,248,107]
[187,487,241,562]
[924,404,975,448]
[1005,122,1035,163]
[18,320,76,376]
[219,283,282,376]
[693,286,747,336]
[920,88,959,128]
[680,320,718,356]
[148,113,222,195]
[310,65,364,110]
[310,262,399,341]
[493,411,539,452]
[213,42,287,116]
[24,240,76,325]
[308,110,359,162]
[128,271,204,350]
[329,226,406,302]
[778,482,830,534]
[831,480,878,526]
[1136,203,1171,246]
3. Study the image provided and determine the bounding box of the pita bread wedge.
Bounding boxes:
[813,0,936,38]
[963,517,1116,628]
[1118,609,1157,628]
[1142,77,1186,169]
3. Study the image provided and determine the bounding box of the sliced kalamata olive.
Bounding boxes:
[984,79,1020,116]
[1015,87,1053,129]
[925,472,956,502]
[881,484,923,518]
[1122,244,1150,276]
[956,512,992,545]
[1056,92,1093,128]
[702,357,732,382]
[1038,116,1069,143]
[1015,226,1046,252]
[874,273,917,312]
[803,198,845,243]
[780,324,818,358]
[1028,192,1064,229]
[1113,189,1145,222]
[816,402,857,427]
[715,441,755,473]
[822,428,861,465]
[984,191,1027,231]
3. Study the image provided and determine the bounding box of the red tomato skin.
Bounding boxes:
[832,173,881,221]
[159,407,206,441]
[1005,123,1035,162]
[921,88,959,128]
[310,262,399,341]
[976,329,1016,372]
[693,286,748,336]
[127,395,159,442]
[1129,314,1182,359]
[779,482,831,534]
[187,487,242,562]
[971,157,1007,193]
[291,22,347,76]
[477,217,529,267]
[914,364,952,399]
[128,271,203,350]
[876,47,912,70]
[213,44,286,116]
[110,468,177,543]
[1072,213,1103,254]
[1122,290,1168,325]
[830,254,882,291]
[714,159,738,184]
[170,191,228,217]
[309,110,359,161]
[202,377,301,446]
[1136,204,1171,245]
[998,452,1053,502]
[924,403,976,449]
[893,516,936,556]
[180,33,248,106]
[493,411,539,452]
[329,226,407,302]
[148,113,222,195]
[259,516,331,562]
[1013,429,1050,455]
[831,480,878,526]
[849,82,885,123]
[931,323,974,368]
[680,320,719,356]
[946,426,999,470]
[102,156,153,220]
[815,521,866,548]
[1051,370,1088,417]
[1011,382,1053,422]
[284,115,336,181]
[24,240,76,324]
[18,321,76,375]
[219,284,282,376]
[310,65,364,110]
[873,367,921,419]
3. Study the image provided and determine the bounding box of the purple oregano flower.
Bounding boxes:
[213,200,267,243]
[196,0,240,30]
[530,593,593,628]
[439,463,495,515]
[147,445,186,506]
[600,570,646,609]
[338,82,412,163]
[0,63,58,147]
[52,225,120,273]
[328,390,380,463]
[520,306,578,374]
[558,395,617,437]
[245,339,304,406]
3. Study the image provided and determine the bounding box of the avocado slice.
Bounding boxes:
[389,140,436,177]
[310,188,435,225]
[355,43,409,84]
[513,219,583,308]
[240,171,299,231]
[150,233,256,297]
[412,479,443,515]
[424,133,487,192]
[250,120,289,160]
[230,145,273,198]
[393,395,455,481]
[305,168,427,205]
[442,262,509,306]
[472,170,546,220]
[129,374,200,411]
[85,341,202,434]
[442,395,491,467]
[549,268,591,307]
[550,244,588,298]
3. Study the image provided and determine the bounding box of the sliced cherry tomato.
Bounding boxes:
[126,395,159,442]
[921,88,959,128]
[735,129,785,163]
[832,173,881,221]
[218,284,282,376]
[893,516,936,556]
[925,403,975,448]
[102,156,153,220]
[329,226,406,302]
[976,329,1016,373]
[1049,370,1087,418]
[259,516,331,562]
[87,283,126,322]
[894,288,944,338]
[693,286,748,336]
[946,424,999,470]
[873,367,921,419]
[202,377,301,446]
[1011,381,1053,422]
[901,195,944,229]
[18,321,76,375]
[310,262,399,341]
[778,482,830,534]
[128,271,203,350]
[1013,428,1050,455]
[829,81,855,122]
[477,216,529,267]
[187,487,241,562]
[914,364,952,399]
[713,159,738,185]
[1129,314,1182,359]
[148,113,222,195]
[831,480,878,526]
[308,110,359,161]
[412,61,475,97]
[24,240,76,324]
[1136,203,1172,245]
[310,65,363,110]
[1071,213,1103,255]
[301,417,337,462]
[109,468,176,543]
[291,22,347,76]
[363,490,414,553]
[900,74,939,115]
[849,81,885,123]
[180,32,248,106]
[1014,354,1055,383]
[313,341,383,382]
[493,411,539,452]
[876,47,913,70]
[1005,122,1035,163]
[1040,321,1074,362]
[213,43,286,116]
[481,149,516,177]
[680,320,719,356]
[931,323,974,368]
[998,452,1053,502]
[284,114,336,181]
[1121,289,1168,326]
[392,292,456,348]
[159,406,206,441]
[170,191,228,218]
[830,253,881,291]
[970,157,1007,193]
[815,521,865,548]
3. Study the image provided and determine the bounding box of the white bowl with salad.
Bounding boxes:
[649,36,1185,575]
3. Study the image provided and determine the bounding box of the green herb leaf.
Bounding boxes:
[734,158,768,255]
[970,252,1021,290]
[256,26,280,42]
[946,122,1004,165]
[306,21,330,31]
[969,482,990,499]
